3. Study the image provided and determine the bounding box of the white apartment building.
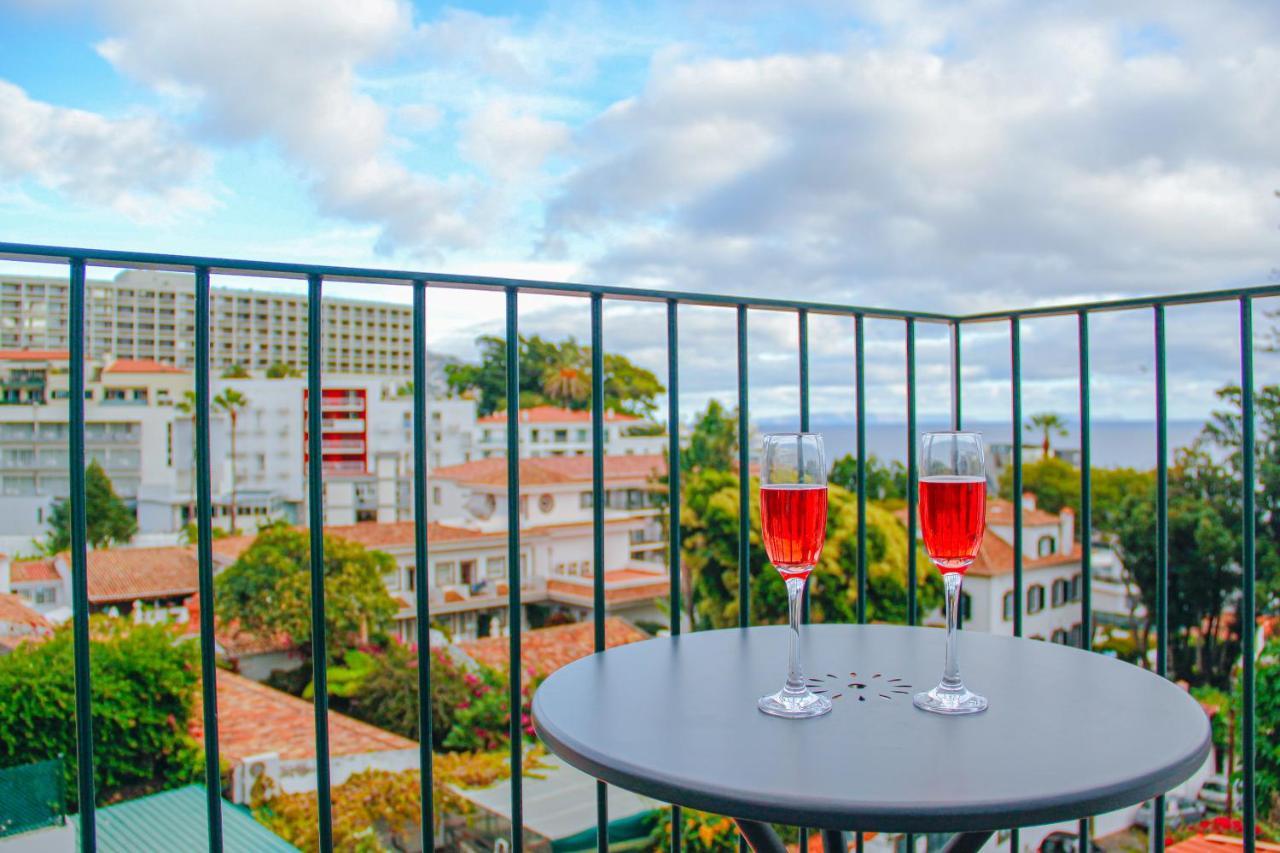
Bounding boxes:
[0,351,194,544]
[0,270,419,376]
[473,405,665,459]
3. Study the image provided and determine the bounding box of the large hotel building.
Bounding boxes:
[0,269,415,375]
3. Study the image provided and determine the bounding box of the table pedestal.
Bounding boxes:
[734,821,993,853]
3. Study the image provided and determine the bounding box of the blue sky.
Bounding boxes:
[0,0,1277,423]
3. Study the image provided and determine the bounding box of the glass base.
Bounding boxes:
[913,684,988,715]
[758,688,833,719]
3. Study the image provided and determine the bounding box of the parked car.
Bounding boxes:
[1039,830,1103,853]
[1135,797,1207,831]
[1197,775,1243,812]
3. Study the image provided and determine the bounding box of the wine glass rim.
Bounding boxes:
[921,429,984,438]
[763,431,823,438]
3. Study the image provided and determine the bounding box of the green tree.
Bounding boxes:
[213,388,249,532]
[680,468,943,629]
[213,525,398,661]
[0,619,201,809]
[220,363,250,378]
[346,644,472,750]
[44,460,138,553]
[684,400,738,473]
[265,361,301,379]
[1250,640,1280,823]
[998,456,1152,533]
[1026,412,1069,458]
[829,453,908,502]
[445,334,663,416]
[1112,467,1239,686]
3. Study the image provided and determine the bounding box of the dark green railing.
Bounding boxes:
[0,240,1274,853]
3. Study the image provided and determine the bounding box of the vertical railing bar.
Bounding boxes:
[1009,316,1023,853]
[1239,297,1256,853]
[505,287,525,853]
[411,279,435,849]
[666,301,682,853]
[1152,303,1168,853]
[193,266,224,852]
[906,318,918,627]
[798,308,809,852]
[306,272,334,851]
[855,314,867,625]
[1011,317,1024,639]
[736,304,750,853]
[737,305,750,629]
[590,294,610,852]
[68,257,96,853]
[1076,309,1093,849]
[951,321,962,430]
[903,315,918,853]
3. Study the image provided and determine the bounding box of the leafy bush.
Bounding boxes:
[440,664,539,752]
[645,808,799,851]
[0,619,202,809]
[347,645,473,750]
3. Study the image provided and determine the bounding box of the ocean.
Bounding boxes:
[755,418,1206,470]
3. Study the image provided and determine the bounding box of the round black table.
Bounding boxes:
[532,625,1210,853]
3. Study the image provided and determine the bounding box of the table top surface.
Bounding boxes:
[532,624,1211,832]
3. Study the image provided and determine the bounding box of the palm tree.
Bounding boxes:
[541,345,589,408]
[1025,412,1068,459]
[213,388,249,532]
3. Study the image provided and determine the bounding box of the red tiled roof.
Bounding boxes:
[212,521,488,561]
[1166,835,1280,853]
[191,670,415,763]
[182,594,294,657]
[80,546,200,604]
[986,498,1061,527]
[0,593,53,631]
[0,349,69,361]
[894,504,1080,578]
[547,578,671,604]
[477,405,640,424]
[103,358,187,374]
[459,617,649,677]
[603,568,663,583]
[10,558,59,583]
[432,453,665,487]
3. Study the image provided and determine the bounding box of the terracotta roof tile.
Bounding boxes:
[0,593,53,631]
[986,498,1061,527]
[81,546,200,604]
[459,617,648,677]
[432,453,665,487]
[191,670,415,763]
[103,358,188,374]
[10,558,59,583]
[0,349,70,361]
[894,504,1080,578]
[477,405,640,424]
[212,522,488,561]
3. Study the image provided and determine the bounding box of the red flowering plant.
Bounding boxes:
[1166,813,1274,846]
[441,664,542,752]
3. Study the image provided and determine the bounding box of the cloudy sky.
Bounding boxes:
[1,0,1277,428]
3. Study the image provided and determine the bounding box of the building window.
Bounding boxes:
[34,586,56,605]
[432,486,442,506]
[460,560,476,585]
[960,592,972,622]
[1037,536,1056,557]
[554,429,568,443]
[1051,579,1069,607]
[538,493,554,513]
[580,491,592,508]
[1027,584,1045,614]
[1051,628,1068,645]
[486,557,505,579]
[435,561,457,586]
[1070,574,1081,602]
[1002,591,1016,621]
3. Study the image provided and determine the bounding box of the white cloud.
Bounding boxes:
[459,100,569,181]
[94,0,484,255]
[0,80,214,220]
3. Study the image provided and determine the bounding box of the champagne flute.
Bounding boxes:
[914,430,989,714]
[757,433,832,719]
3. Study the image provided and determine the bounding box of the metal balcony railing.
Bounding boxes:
[0,240,1274,853]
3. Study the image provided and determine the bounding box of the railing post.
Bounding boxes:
[906,318,918,628]
[1077,309,1093,850]
[194,266,224,852]
[855,315,867,627]
[306,272,334,851]
[590,293,609,852]
[1152,304,1169,853]
[1239,297,1256,853]
[666,301,683,853]
[504,287,524,853]
[411,279,434,849]
[68,257,96,853]
[737,305,750,629]
[1011,317,1023,640]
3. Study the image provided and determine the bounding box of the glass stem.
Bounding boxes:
[942,571,964,690]
[785,575,807,693]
